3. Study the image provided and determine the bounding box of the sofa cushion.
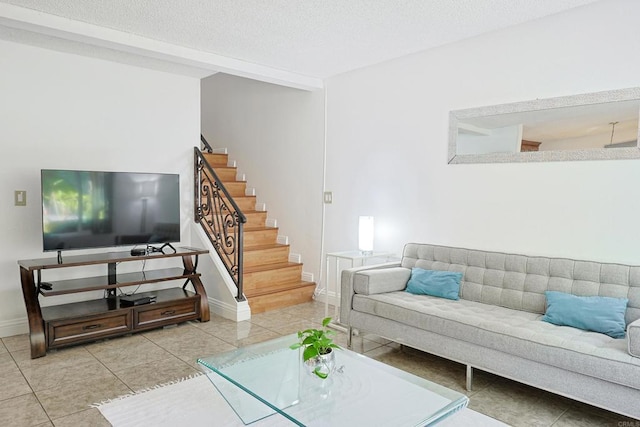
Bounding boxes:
[352,267,411,295]
[351,292,640,390]
[542,291,628,339]
[629,319,640,358]
[405,268,461,300]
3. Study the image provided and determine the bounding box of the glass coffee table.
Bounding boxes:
[198,334,468,426]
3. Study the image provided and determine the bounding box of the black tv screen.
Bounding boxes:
[41,169,181,252]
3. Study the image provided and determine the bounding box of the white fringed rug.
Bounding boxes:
[95,374,509,426]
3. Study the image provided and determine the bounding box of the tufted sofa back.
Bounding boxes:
[401,243,640,325]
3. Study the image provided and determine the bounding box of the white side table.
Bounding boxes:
[324,250,395,321]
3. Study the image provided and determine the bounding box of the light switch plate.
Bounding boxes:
[15,190,26,206]
[323,191,333,204]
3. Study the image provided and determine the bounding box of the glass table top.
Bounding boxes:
[197,334,468,426]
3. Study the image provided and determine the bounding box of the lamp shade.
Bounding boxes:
[358,216,374,254]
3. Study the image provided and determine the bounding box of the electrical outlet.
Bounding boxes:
[323,191,333,204]
[14,190,26,206]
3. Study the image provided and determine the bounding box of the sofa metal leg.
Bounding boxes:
[347,326,353,349]
[466,365,473,391]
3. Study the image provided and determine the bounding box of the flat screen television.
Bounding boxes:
[41,169,181,252]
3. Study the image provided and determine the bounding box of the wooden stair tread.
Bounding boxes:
[243,261,301,274]
[244,280,315,297]
[203,153,229,166]
[242,210,267,217]
[244,243,288,252]
[244,226,278,232]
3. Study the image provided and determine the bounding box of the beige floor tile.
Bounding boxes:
[143,323,236,367]
[334,333,385,354]
[51,408,110,427]
[15,347,113,392]
[249,310,301,330]
[191,313,240,328]
[379,346,498,395]
[0,365,32,402]
[230,328,282,348]
[36,373,131,419]
[2,334,30,353]
[84,333,171,371]
[468,377,569,427]
[113,354,200,391]
[195,319,282,347]
[555,399,637,427]
[0,340,7,354]
[279,301,333,323]
[360,332,393,345]
[12,345,94,367]
[0,351,18,370]
[261,318,324,336]
[551,407,622,427]
[364,346,464,392]
[0,353,38,401]
[0,393,50,426]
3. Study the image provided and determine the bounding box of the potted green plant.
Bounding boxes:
[290,317,341,379]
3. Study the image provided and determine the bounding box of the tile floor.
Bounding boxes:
[0,301,635,426]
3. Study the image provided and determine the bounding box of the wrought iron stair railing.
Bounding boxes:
[194,144,246,301]
[200,134,213,153]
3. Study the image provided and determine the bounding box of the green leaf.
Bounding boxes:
[314,368,329,379]
[302,336,316,346]
[303,346,319,361]
[322,317,332,327]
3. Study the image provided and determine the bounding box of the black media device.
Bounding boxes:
[40,169,181,253]
[120,295,156,307]
[130,248,147,256]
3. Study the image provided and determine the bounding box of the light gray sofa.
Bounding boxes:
[340,243,640,419]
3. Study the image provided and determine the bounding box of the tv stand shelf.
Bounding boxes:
[18,247,210,358]
[37,268,196,296]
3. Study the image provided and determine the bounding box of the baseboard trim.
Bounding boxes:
[208,297,251,322]
[277,235,289,245]
[0,317,29,338]
[313,290,339,307]
[289,252,301,263]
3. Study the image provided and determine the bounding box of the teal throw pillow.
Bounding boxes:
[542,291,628,339]
[405,268,462,300]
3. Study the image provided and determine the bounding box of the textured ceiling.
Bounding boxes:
[0,0,600,83]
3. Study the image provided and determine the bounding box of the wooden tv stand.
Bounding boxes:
[18,247,210,359]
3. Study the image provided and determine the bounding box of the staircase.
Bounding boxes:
[202,151,315,313]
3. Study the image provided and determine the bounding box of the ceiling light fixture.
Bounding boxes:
[606,121,619,148]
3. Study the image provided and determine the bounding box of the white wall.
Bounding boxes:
[324,0,640,264]
[201,74,326,284]
[199,0,640,304]
[0,39,200,336]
